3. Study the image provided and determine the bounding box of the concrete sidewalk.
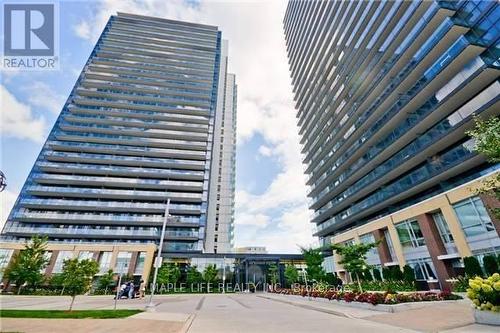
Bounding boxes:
[261,293,498,333]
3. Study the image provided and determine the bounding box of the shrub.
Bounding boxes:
[451,276,469,292]
[348,280,416,292]
[390,266,404,281]
[466,273,500,312]
[373,269,382,281]
[272,286,460,305]
[382,267,392,280]
[403,265,415,283]
[464,256,483,277]
[483,255,499,276]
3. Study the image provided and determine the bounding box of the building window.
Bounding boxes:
[432,212,454,244]
[359,233,378,256]
[115,252,132,274]
[78,251,94,260]
[53,251,73,273]
[453,197,495,237]
[134,252,146,275]
[395,219,426,248]
[0,249,14,279]
[99,252,112,274]
[407,258,437,281]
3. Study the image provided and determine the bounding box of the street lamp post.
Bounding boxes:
[114,262,128,310]
[146,198,170,311]
[222,256,226,293]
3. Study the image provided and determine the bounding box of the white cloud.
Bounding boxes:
[258,145,273,157]
[72,0,314,252]
[235,213,270,228]
[24,81,66,114]
[0,189,17,232]
[0,84,47,143]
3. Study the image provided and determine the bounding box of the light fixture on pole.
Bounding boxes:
[146,198,170,311]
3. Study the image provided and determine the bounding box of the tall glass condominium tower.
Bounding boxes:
[284,0,500,247]
[2,13,237,254]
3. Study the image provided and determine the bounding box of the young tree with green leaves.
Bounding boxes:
[202,264,218,284]
[284,265,299,287]
[157,263,181,286]
[331,241,379,292]
[97,269,115,294]
[186,265,203,287]
[5,236,49,294]
[300,247,326,283]
[60,258,99,311]
[466,116,500,219]
[267,263,279,288]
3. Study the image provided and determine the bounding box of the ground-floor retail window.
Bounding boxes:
[407,258,437,281]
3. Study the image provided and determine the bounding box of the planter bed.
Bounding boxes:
[272,293,460,313]
[271,288,462,313]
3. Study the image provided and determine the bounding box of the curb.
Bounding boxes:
[257,295,352,318]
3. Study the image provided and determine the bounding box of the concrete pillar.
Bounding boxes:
[45,250,59,276]
[141,249,155,283]
[128,252,139,276]
[387,219,406,267]
[373,229,392,264]
[416,214,454,291]
[479,194,500,237]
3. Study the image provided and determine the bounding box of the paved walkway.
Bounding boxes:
[0,294,497,333]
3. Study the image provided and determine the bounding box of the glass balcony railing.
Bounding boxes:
[7,226,200,238]
[313,80,499,220]
[44,151,205,167]
[310,36,470,193]
[32,173,203,188]
[311,56,486,205]
[36,161,205,178]
[26,185,203,200]
[316,138,477,234]
[18,198,202,217]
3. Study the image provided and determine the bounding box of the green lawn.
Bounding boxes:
[0,309,142,319]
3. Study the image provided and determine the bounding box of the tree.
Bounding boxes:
[483,255,499,276]
[157,263,181,286]
[331,241,379,292]
[202,264,218,284]
[60,258,99,311]
[97,269,115,294]
[464,256,483,277]
[300,247,326,283]
[267,263,279,286]
[284,265,299,287]
[403,265,415,283]
[4,236,49,294]
[466,116,500,219]
[186,265,203,287]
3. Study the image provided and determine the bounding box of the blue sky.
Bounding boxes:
[0,0,315,253]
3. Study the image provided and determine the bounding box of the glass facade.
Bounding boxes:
[395,220,426,249]
[283,0,500,241]
[453,196,496,237]
[1,14,236,255]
